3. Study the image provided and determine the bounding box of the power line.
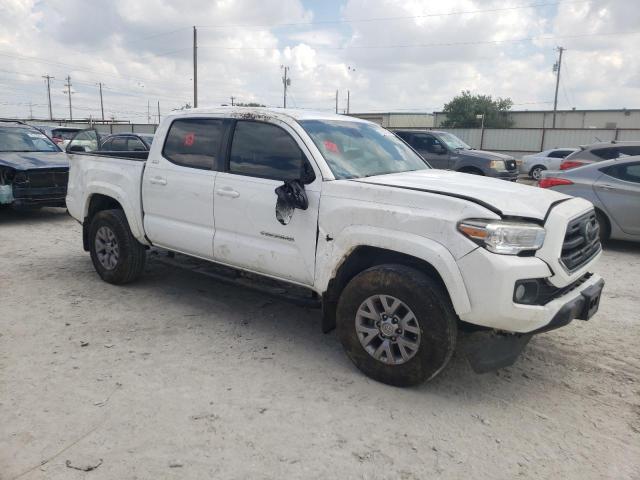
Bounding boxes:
[197,29,640,51]
[197,0,591,29]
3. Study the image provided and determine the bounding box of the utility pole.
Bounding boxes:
[42,74,54,120]
[230,96,235,106]
[335,89,338,114]
[193,26,198,108]
[282,66,290,108]
[347,90,350,114]
[63,75,73,121]
[157,101,161,124]
[28,102,33,120]
[552,46,565,129]
[147,100,151,124]
[98,82,105,121]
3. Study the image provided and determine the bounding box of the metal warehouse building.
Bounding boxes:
[352,109,640,130]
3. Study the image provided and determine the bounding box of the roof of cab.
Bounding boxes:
[164,106,370,124]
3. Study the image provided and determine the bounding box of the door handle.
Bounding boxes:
[149,176,167,185]
[216,187,240,198]
[598,184,615,191]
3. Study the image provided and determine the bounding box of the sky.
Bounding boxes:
[0,0,638,122]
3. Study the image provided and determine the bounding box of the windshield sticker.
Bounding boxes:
[323,140,339,153]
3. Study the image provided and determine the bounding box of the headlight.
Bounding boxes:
[458,219,546,255]
[489,160,507,171]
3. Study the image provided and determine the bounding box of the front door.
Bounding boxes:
[410,133,450,169]
[594,162,640,236]
[213,119,320,285]
[142,117,228,258]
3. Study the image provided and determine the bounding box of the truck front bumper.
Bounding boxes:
[456,245,604,333]
[463,277,604,373]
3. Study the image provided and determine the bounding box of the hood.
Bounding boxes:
[352,169,569,220]
[457,149,514,161]
[0,151,69,170]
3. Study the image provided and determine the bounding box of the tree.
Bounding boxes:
[235,102,266,107]
[441,91,513,128]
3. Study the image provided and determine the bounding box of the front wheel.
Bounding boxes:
[530,165,546,180]
[88,209,146,284]
[336,264,457,387]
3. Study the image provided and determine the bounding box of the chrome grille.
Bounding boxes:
[561,211,601,272]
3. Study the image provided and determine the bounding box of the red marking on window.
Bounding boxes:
[184,133,195,146]
[323,140,339,153]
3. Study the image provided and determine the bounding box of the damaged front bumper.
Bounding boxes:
[464,277,605,373]
[1,168,68,208]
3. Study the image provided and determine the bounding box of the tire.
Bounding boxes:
[595,210,610,244]
[88,209,146,284]
[529,165,546,181]
[336,264,457,387]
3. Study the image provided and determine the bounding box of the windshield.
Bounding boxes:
[438,132,471,150]
[0,126,60,152]
[299,120,428,179]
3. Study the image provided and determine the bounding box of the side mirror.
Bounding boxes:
[274,179,309,225]
[68,145,87,152]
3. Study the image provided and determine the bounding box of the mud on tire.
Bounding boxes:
[88,209,146,284]
[336,264,457,387]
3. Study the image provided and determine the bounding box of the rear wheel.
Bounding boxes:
[336,264,457,387]
[530,165,546,180]
[88,209,146,284]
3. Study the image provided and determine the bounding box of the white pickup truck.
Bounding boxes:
[66,107,604,386]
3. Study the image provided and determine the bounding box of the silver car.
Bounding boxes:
[520,147,578,180]
[539,156,640,243]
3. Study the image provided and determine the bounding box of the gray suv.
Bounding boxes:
[394,130,519,181]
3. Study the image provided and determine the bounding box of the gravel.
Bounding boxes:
[1,207,639,479]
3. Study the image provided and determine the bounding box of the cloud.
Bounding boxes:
[0,0,638,120]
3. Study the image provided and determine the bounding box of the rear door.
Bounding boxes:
[142,117,228,258]
[213,119,321,285]
[594,161,640,236]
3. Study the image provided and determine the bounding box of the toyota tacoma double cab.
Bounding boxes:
[65,107,604,387]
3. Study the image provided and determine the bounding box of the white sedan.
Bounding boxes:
[520,148,578,180]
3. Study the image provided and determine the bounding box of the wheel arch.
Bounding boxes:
[320,243,470,333]
[457,166,484,175]
[82,191,146,250]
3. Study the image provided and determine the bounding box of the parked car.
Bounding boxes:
[0,120,68,208]
[393,129,519,180]
[66,107,604,387]
[560,141,640,171]
[539,156,640,243]
[33,125,84,148]
[100,133,154,152]
[520,148,579,180]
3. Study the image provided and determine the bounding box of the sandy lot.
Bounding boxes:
[1,207,639,479]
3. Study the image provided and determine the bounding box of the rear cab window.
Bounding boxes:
[162,118,227,170]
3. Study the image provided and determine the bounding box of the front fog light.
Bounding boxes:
[513,280,540,304]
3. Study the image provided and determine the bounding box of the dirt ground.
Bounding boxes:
[1,207,639,480]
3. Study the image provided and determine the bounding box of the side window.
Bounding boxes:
[549,150,573,158]
[114,137,128,151]
[229,121,312,181]
[412,134,435,150]
[602,163,640,184]
[592,148,619,160]
[617,146,640,158]
[100,138,113,150]
[127,137,147,151]
[162,118,225,170]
